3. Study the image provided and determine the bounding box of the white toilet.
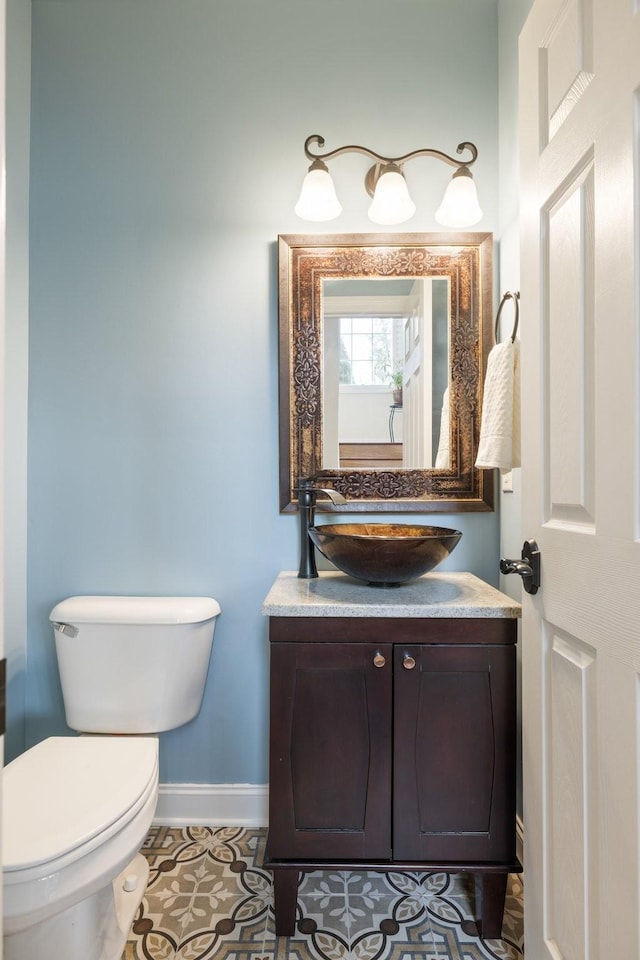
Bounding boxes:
[2,594,221,960]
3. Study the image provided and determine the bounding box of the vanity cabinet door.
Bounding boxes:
[267,641,393,860]
[393,643,516,862]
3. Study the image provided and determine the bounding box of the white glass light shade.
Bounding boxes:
[294,161,342,221]
[434,167,483,227]
[368,165,416,225]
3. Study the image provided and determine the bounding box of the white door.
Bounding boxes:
[520,0,640,957]
[0,0,6,948]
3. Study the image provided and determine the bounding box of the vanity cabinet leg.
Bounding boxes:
[477,872,508,940]
[272,868,299,937]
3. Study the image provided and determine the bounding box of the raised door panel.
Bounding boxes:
[393,644,516,862]
[267,641,392,860]
[520,0,640,955]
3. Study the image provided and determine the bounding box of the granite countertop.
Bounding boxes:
[262,571,521,619]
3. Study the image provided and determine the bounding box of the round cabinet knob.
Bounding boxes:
[403,654,417,670]
[373,653,386,668]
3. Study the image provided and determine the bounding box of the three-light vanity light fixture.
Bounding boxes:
[295,134,483,228]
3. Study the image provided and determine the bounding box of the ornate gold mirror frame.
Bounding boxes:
[278,232,494,513]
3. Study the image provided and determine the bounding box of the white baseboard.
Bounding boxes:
[154,783,269,827]
[516,813,524,869]
[154,783,526,872]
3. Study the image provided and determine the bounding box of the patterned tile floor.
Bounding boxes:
[123,826,524,960]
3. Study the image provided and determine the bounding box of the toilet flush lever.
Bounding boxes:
[500,539,541,595]
[51,622,79,638]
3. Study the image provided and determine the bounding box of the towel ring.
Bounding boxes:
[495,290,520,344]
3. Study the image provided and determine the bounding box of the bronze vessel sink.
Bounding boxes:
[308,522,462,587]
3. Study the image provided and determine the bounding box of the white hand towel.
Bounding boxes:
[475,339,521,471]
[435,386,450,468]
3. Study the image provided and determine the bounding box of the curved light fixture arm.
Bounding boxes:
[296,135,482,227]
[303,134,478,170]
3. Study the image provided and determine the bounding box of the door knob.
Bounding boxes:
[402,654,416,670]
[500,539,541,594]
[373,653,386,668]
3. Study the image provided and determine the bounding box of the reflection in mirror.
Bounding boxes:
[322,277,450,471]
[278,233,494,513]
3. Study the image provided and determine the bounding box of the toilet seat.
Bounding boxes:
[3,736,158,876]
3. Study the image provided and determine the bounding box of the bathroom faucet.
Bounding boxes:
[295,477,347,579]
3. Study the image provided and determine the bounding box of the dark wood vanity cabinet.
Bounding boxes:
[267,637,393,861]
[265,615,520,939]
[393,639,516,864]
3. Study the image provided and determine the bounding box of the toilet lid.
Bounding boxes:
[3,736,158,871]
[50,595,221,624]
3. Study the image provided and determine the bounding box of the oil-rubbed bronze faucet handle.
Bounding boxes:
[295,477,347,579]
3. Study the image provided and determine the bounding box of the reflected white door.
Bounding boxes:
[403,279,432,468]
[520,0,640,957]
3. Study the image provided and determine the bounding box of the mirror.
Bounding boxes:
[278,233,494,513]
[322,276,450,471]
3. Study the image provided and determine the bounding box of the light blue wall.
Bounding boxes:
[5,0,31,762]
[19,0,500,784]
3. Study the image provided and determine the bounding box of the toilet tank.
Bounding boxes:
[50,596,221,734]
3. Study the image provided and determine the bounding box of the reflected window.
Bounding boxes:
[338,316,404,386]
